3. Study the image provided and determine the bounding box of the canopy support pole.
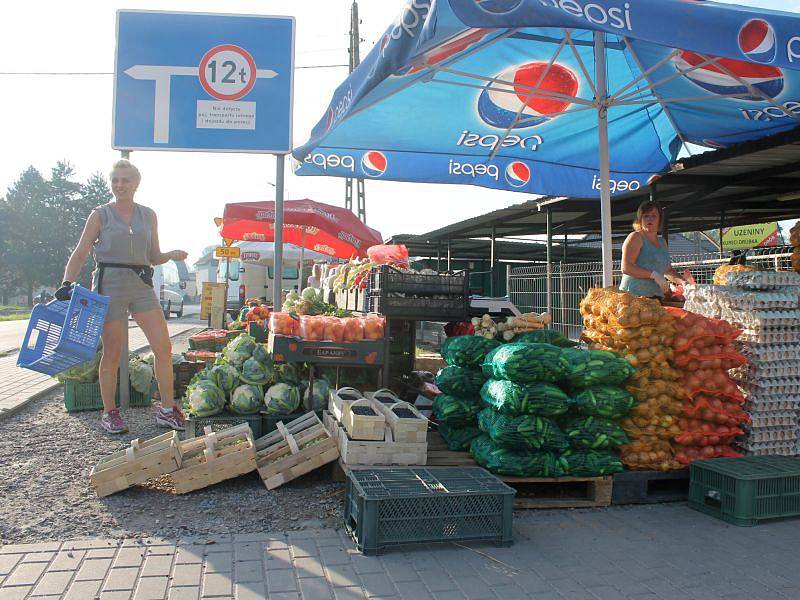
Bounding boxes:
[490,227,496,296]
[595,31,613,287]
[299,227,305,291]
[719,209,726,259]
[546,208,553,317]
[437,243,441,271]
[447,239,452,271]
[273,154,285,310]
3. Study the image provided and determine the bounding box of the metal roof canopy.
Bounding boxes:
[418,126,800,244]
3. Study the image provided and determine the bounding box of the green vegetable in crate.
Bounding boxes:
[514,329,577,347]
[229,384,263,415]
[470,434,566,477]
[207,364,240,395]
[55,350,101,383]
[432,394,483,428]
[480,379,569,417]
[435,365,486,397]
[560,449,624,476]
[185,380,226,417]
[563,416,629,450]
[264,382,301,415]
[188,368,209,388]
[572,386,636,420]
[224,333,256,367]
[441,335,501,368]
[240,357,273,386]
[128,356,154,394]
[478,408,568,451]
[304,378,331,411]
[438,423,481,451]
[561,348,635,388]
[252,343,270,364]
[481,343,568,383]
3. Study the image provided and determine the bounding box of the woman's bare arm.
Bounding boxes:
[621,232,654,279]
[63,211,101,282]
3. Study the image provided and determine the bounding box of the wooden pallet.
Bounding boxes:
[425,431,478,467]
[255,412,339,490]
[611,469,689,505]
[90,432,182,498]
[323,411,427,466]
[505,475,613,509]
[171,423,257,494]
[370,399,428,444]
[343,398,385,441]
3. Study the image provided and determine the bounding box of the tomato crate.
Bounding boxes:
[268,333,384,367]
[368,265,469,296]
[64,381,150,413]
[689,456,800,526]
[186,410,263,439]
[344,467,514,555]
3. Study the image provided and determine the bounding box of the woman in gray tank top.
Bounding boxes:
[57,160,188,434]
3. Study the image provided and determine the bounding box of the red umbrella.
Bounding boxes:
[220,199,383,259]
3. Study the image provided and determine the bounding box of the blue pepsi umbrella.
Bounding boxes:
[293,0,800,283]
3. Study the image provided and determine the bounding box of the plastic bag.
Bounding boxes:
[367,244,409,268]
[470,434,566,477]
[269,312,298,336]
[441,335,502,369]
[619,440,681,471]
[560,449,624,476]
[342,317,365,342]
[480,379,569,417]
[435,366,486,398]
[438,423,481,451]
[322,317,345,342]
[563,416,629,450]
[572,386,636,420]
[432,394,482,428]
[481,343,568,383]
[561,348,636,388]
[477,408,568,451]
[298,315,324,340]
[363,315,385,340]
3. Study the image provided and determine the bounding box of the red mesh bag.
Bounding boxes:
[666,308,742,351]
[674,445,742,465]
[682,394,749,427]
[682,369,745,403]
[672,344,747,371]
[674,418,744,446]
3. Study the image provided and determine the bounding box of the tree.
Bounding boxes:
[1,162,112,305]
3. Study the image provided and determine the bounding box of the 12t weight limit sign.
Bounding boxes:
[199,44,256,100]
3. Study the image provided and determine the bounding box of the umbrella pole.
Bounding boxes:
[300,227,305,290]
[273,155,285,310]
[595,31,614,287]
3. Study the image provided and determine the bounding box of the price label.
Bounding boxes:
[215,246,241,259]
[199,44,257,101]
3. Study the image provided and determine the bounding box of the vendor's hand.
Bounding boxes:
[169,250,189,261]
[651,271,669,293]
[54,281,73,301]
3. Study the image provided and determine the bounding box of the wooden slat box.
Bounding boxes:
[343,398,385,441]
[328,387,365,424]
[255,412,339,490]
[370,400,428,444]
[323,411,427,466]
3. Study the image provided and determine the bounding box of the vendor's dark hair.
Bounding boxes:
[633,201,662,232]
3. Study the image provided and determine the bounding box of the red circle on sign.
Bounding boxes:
[198,44,257,101]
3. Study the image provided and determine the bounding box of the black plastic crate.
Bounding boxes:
[367,295,468,321]
[186,410,263,439]
[612,470,689,505]
[344,467,515,555]
[369,265,469,296]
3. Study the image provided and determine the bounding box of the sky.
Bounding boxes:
[0,0,797,266]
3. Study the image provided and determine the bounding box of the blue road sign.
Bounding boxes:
[113,10,294,153]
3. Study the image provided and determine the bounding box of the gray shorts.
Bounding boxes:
[93,267,161,322]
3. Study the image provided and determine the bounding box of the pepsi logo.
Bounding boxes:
[473,0,524,14]
[478,62,578,129]
[361,151,387,177]
[673,50,784,101]
[505,161,531,188]
[739,19,776,64]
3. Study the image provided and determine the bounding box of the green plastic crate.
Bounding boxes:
[63,381,151,412]
[689,456,800,526]
[186,410,263,439]
[344,467,515,555]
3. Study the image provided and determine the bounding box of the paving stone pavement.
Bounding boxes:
[0,503,798,599]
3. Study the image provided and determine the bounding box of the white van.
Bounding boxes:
[218,259,300,318]
[153,261,187,319]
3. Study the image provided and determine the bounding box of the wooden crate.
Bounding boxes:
[323,411,427,466]
[343,398,385,441]
[171,423,257,494]
[90,432,182,498]
[425,430,478,467]
[505,475,613,509]
[328,387,365,424]
[255,412,339,490]
[371,400,428,444]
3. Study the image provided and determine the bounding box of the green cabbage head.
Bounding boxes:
[185,380,226,417]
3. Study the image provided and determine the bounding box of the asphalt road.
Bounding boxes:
[0,303,203,356]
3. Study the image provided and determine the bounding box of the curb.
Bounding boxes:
[0,325,205,422]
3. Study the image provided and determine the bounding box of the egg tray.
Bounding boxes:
[732,363,800,380]
[686,285,800,311]
[739,380,800,395]
[740,427,799,444]
[724,271,800,290]
[744,397,800,413]
[747,412,800,429]
[739,344,800,363]
[736,440,799,455]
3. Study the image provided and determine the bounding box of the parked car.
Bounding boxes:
[153,262,187,319]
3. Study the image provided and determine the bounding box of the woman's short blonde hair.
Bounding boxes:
[110,159,141,184]
[632,201,662,232]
